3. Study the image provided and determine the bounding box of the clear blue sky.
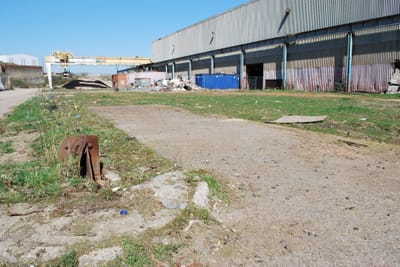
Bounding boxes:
[2,0,248,73]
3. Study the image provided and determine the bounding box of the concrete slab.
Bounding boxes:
[271,115,327,124]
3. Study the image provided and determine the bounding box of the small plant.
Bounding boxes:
[99,187,115,201]
[152,244,180,263]
[60,250,79,267]
[0,141,14,155]
[122,240,151,267]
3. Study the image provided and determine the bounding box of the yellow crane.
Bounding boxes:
[45,51,152,89]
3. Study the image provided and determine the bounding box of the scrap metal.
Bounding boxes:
[59,135,108,187]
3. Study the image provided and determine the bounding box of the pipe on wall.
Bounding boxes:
[282,43,287,89]
[346,32,353,92]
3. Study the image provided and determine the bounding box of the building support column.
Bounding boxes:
[45,63,53,90]
[346,32,353,92]
[282,43,288,89]
[210,56,215,74]
[171,63,175,79]
[188,60,192,81]
[165,65,168,79]
[239,50,245,89]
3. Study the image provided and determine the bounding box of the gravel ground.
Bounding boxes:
[91,104,400,266]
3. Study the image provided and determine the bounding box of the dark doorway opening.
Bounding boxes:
[246,63,263,89]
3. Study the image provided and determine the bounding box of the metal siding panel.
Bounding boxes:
[351,24,400,92]
[286,33,347,91]
[152,0,399,62]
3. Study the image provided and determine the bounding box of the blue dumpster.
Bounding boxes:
[195,74,240,89]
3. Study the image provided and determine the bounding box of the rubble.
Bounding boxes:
[152,78,207,92]
[386,59,400,94]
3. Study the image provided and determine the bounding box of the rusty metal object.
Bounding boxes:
[59,135,108,187]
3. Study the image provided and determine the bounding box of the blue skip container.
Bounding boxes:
[195,74,239,89]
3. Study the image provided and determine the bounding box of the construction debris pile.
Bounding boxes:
[386,59,400,94]
[153,78,206,92]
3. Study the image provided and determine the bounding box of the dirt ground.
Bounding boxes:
[89,104,400,266]
[1,97,399,266]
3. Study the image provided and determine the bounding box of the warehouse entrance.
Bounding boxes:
[246,63,263,89]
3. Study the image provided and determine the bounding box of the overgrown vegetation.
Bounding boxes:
[86,90,400,144]
[0,92,173,203]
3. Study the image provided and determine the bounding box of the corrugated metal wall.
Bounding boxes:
[351,24,400,92]
[286,33,347,91]
[152,0,399,62]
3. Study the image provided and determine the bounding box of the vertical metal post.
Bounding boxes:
[346,32,353,92]
[210,56,215,74]
[239,50,245,89]
[45,63,53,90]
[188,60,192,81]
[282,43,287,89]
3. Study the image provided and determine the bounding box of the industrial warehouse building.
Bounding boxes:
[151,0,400,92]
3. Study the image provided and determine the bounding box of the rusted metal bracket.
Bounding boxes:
[59,135,108,187]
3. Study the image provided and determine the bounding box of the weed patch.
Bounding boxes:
[0,140,14,155]
[122,240,151,267]
[0,92,176,203]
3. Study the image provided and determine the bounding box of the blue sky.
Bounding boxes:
[1,0,248,73]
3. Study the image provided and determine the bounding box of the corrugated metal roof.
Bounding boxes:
[152,0,400,62]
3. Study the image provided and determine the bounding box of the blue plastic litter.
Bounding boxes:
[120,209,128,215]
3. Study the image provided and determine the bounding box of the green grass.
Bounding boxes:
[82,90,400,144]
[0,92,175,203]
[0,161,60,202]
[152,244,180,263]
[0,140,14,155]
[59,250,79,267]
[122,240,152,267]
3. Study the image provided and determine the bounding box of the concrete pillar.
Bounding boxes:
[165,65,168,79]
[282,43,287,89]
[346,32,353,92]
[172,63,175,79]
[45,63,53,89]
[188,60,192,81]
[210,56,215,74]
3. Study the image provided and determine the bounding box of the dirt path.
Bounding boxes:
[0,88,40,118]
[91,105,400,266]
